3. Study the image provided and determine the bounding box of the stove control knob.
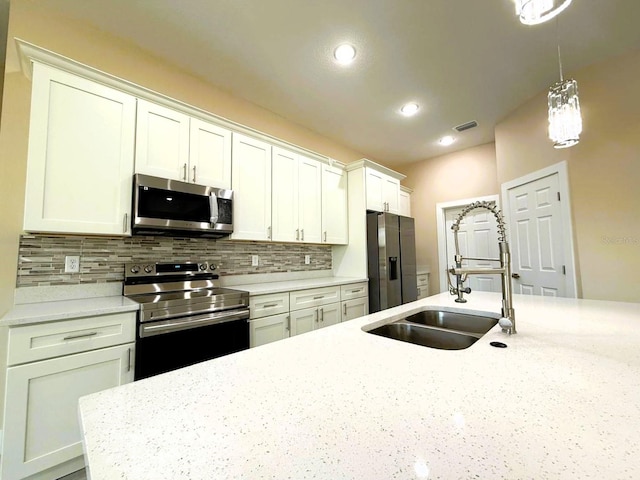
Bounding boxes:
[144,265,154,274]
[210,264,217,271]
[199,263,207,271]
[130,265,140,274]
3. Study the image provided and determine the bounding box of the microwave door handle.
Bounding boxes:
[209,192,219,225]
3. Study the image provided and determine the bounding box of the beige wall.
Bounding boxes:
[396,143,499,294]
[495,48,640,302]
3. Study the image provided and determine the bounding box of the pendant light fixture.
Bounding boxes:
[515,0,573,26]
[547,30,582,148]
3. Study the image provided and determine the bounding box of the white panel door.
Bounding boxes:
[341,298,368,322]
[290,307,317,336]
[1,344,134,480]
[365,168,385,211]
[135,99,190,181]
[23,63,136,235]
[445,206,501,293]
[508,174,565,296]
[399,190,411,217]
[189,118,232,188]
[383,176,400,214]
[231,133,272,241]
[321,164,348,244]
[298,155,323,243]
[250,314,290,347]
[271,147,299,242]
[317,303,341,328]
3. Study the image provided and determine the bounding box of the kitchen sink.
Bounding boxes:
[366,309,498,350]
[403,310,498,335]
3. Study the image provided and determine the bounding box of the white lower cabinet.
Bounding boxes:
[249,313,290,348]
[1,313,136,480]
[249,282,368,347]
[340,282,369,321]
[417,272,430,300]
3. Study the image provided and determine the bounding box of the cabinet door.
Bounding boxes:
[231,133,272,241]
[290,307,318,336]
[135,99,190,181]
[189,118,232,188]
[321,164,348,244]
[342,297,369,322]
[271,147,299,242]
[383,175,400,214]
[365,168,385,212]
[318,303,341,328]
[399,190,411,217]
[250,313,290,347]
[298,155,322,243]
[23,63,136,235]
[1,344,134,480]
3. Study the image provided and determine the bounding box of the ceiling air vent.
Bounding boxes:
[453,120,478,132]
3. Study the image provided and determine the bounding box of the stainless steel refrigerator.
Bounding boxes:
[367,212,418,313]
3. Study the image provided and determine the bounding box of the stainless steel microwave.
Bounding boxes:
[132,174,233,238]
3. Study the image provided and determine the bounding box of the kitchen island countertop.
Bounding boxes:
[78,292,640,479]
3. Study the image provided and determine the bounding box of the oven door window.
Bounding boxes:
[137,186,210,223]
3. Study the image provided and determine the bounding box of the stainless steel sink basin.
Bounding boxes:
[369,322,480,350]
[366,309,499,350]
[403,310,498,335]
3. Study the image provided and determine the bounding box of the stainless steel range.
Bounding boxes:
[124,260,250,380]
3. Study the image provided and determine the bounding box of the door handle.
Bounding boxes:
[192,165,197,183]
[127,347,132,372]
[182,163,187,181]
[511,273,520,279]
[123,213,128,233]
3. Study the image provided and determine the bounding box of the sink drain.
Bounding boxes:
[490,341,507,348]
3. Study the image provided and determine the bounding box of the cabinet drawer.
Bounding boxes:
[417,273,429,286]
[289,286,340,311]
[250,292,289,319]
[340,282,368,301]
[7,312,136,366]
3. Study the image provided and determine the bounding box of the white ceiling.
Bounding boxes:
[13,0,640,165]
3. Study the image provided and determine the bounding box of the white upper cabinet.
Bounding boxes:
[321,164,348,245]
[23,63,136,236]
[231,133,272,241]
[135,100,232,188]
[272,147,322,243]
[189,118,232,189]
[399,186,412,217]
[365,167,400,213]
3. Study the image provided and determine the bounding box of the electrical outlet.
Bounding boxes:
[305,255,311,265]
[251,255,259,267]
[64,255,80,273]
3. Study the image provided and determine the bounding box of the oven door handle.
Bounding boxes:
[139,309,249,338]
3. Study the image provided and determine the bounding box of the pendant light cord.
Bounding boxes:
[556,18,564,82]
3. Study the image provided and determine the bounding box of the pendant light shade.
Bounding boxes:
[548,78,582,148]
[515,0,573,25]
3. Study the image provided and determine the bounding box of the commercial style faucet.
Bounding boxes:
[447,201,517,334]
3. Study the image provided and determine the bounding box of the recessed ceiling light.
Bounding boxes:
[334,44,356,65]
[438,135,456,146]
[400,103,419,116]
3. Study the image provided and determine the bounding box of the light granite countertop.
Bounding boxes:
[78,292,640,479]
[0,295,139,327]
[230,275,367,295]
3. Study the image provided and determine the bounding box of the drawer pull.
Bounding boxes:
[351,289,361,293]
[262,303,279,308]
[63,331,98,341]
[343,303,347,315]
[313,296,324,300]
[127,348,132,372]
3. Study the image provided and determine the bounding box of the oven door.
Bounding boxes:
[134,308,249,380]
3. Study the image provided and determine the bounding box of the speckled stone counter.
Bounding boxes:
[78,292,640,479]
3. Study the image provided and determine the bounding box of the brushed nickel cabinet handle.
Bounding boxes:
[343,303,347,316]
[301,229,304,241]
[324,231,327,242]
[313,296,323,300]
[127,348,132,372]
[286,315,290,332]
[63,331,98,341]
[296,229,299,241]
[320,307,324,322]
[262,303,278,308]
[192,165,197,183]
[182,163,187,181]
[123,213,128,233]
[267,226,272,240]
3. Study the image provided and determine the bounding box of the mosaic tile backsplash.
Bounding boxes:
[17,234,333,287]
